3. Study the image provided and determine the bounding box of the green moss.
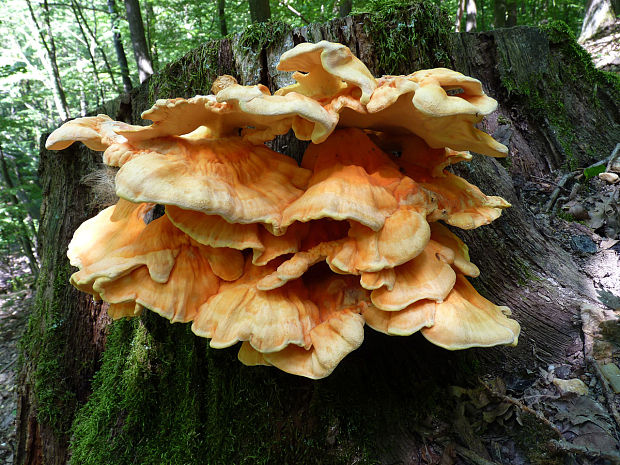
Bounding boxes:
[19,261,76,433]
[512,256,540,286]
[70,316,208,464]
[147,39,225,101]
[70,310,471,464]
[542,21,620,93]
[238,20,291,51]
[555,210,575,222]
[513,414,563,465]
[363,0,453,74]
[498,21,619,170]
[70,314,334,465]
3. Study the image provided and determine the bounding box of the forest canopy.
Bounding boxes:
[0,0,599,274]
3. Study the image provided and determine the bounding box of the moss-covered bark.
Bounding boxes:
[16,141,110,465]
[17,2,620,464]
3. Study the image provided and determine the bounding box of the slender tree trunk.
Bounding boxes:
[79,89,88,116]
[506,0,518,25]
[108,0,133,92]
[465,0,477,31]
[579,0,616,41]
[217,0,228,36]
[248,0,271,22]
[144,1,157,71]
[124,0,153,82]
[455,0,464,31]
[70,1,106,103]
[339,0,353,17]
[71,0,118,90]
[0,146,39,276]
[493,0,507,27]
[25,0,70,120]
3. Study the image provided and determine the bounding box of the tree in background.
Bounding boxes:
[108,0,133,92]
[579,0,618,41]
[249,0,272,22]
[455,0,477,31]
[124,0,153,82]
[218,0,228,36]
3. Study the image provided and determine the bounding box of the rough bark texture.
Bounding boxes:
[16,138,114,465]
[17,4,620,465]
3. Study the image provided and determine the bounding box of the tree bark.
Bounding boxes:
[107,0,133,92]
[248,0,271,22]
[17,8,620,465]
[123,0,153,83]
[455,0,465,31]
[506,0,518,26]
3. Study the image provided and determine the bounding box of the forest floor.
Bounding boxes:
[0,255,34,465]
[469,169,620,464]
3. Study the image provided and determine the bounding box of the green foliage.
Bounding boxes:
[583,163,606,180]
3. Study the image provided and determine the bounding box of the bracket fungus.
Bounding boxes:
[47,40,519,379]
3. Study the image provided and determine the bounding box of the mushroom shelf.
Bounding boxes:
[46,40,519,379]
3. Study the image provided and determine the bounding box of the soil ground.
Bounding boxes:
[0,255,34,465]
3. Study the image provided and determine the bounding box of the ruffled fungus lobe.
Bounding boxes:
[47,39,520,379]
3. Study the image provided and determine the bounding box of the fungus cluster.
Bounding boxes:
[47,41,520,379]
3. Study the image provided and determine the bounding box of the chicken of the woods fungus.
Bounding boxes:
[46,40,519,379]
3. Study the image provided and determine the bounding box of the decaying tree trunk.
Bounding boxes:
[17,3,620,464]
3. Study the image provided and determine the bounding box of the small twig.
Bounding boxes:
[280,1,311,23]
[606,143,620,172]
[548,439,620,464]
[0,357,16,374]
[583,143,619,172]
[529,175,571,191]
[452,444,502,465]
[544,171,579,213]
[479,380,563,439]
[587,356,620,431]
[520,393,561,402]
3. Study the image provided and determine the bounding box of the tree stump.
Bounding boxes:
[16,4,620,464]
